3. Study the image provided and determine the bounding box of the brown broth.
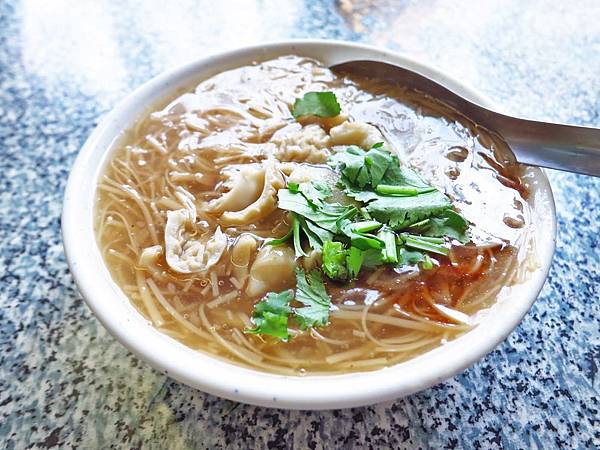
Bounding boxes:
[95,56,532,375]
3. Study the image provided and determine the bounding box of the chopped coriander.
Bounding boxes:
[407,209,469,243]
[287,182,300,193]
[362,248,385,268]
[329,146,367,187]
[292,92,341,119]
[245,270,332,338]
[400,234,445,244]
[351,220,382,233]
[394,245,438,268]
[379,230,398,263]
[366,190,452,229]
[267,227,293,246]
[298,215,333,249]
[402,234,449,256]
[291,213,308,257]
[277,186,355,235]
[364,147,393,187]
[294,268,331,329]
[299,181,330,208]
[245,290,293,340]
[346,246,364,278]
[329,145,393,190]
[421,254,434,270]
[339,219,385,251]
[310,180,333,199]
[272,139,470,294]
[358,207,372,220]
[322,241,371,281]
[277,182,361,255]
[378,158,433,190]
[322,241,348,280]
[373,184,435,196]
[324,141,471,272]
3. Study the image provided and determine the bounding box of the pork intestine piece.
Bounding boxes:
[208,158,285,226]
[231,234,258,281]
[246,245,296,298]
[207,164,265,214]
[164,209,227,274]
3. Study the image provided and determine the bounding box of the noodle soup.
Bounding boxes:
[95,56,533,375]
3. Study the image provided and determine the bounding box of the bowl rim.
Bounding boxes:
[62,39,556,410]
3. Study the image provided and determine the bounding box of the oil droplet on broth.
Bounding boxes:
[445,145,469,162]
[503,213,525,229]
[445,167,461,180]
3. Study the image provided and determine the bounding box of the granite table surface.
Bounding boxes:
[1,0,598,448]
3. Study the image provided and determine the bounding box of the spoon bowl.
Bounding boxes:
[331,60,600,177]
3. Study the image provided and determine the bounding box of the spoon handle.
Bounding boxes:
[492,113,600,177]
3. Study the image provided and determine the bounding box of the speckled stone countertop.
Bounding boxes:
[1,1,598,448]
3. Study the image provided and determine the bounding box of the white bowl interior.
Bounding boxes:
[62,40,556,410]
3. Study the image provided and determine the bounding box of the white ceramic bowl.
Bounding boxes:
[62,40,556,410]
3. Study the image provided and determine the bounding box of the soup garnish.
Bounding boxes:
[292,91,341,119]
[95,56,533,375]
[247,103,472,339]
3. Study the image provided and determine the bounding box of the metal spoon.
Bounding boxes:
[331,60,600,177]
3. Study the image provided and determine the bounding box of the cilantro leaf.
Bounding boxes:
[346,246,364,278]
[329,146,367,185]
[310,180,333,199]
[329,145,393,189]
[294,268,331,329]
[332,145,435,205]
[362,248,385,268]
[245,269,333,338]
[332,145,468,236]
[337,175,381,202]
[339,218,385,251]
[400,234,449,256]
[322,241,372,281]
[298,216,334,249]
[266,227,293,246]
[299,181,331,208]
[365,146,393,187]
[277,187,355,234]
[366,190,452,229]
[379,159,432,189]
[397,247,429,266]
[322,241,348,280]
[277,183,358,256]
[245,290,293,340]
[292,92,341,119]
[408,209,469,243]
[291,213,308,257]
[325,141,472,273]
